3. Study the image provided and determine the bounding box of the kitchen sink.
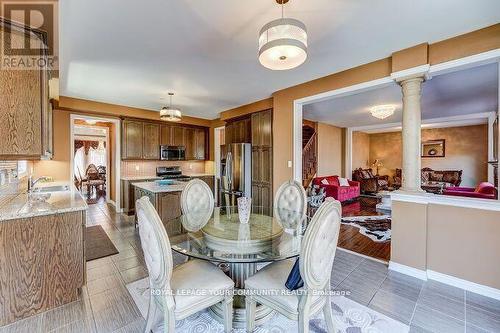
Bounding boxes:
[32,185,70,193]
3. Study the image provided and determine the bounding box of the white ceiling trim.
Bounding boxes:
[351,111,495,134]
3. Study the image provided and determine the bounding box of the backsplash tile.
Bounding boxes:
[121,160,206,178]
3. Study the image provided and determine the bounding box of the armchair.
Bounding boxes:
[312,176,360,202]
[443,182,497,200]
[352,168,389,193]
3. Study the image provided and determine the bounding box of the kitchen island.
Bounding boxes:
[134,180,187,225]
[0,182,87,326]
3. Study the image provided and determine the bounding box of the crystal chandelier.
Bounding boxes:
[370,105,396,120]
[160,92,182,122]
[258,0,307,70]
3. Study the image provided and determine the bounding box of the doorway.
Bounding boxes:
[70,115,121,210]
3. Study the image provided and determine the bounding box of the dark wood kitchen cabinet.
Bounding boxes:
[251,110,273,214]
[225,116,251,144]
[143,123,160,159]
[195,128,206,160]
[172,126,185,146]
[160,124,173,145]
[122,120,144,159]
[185,128,196,160]
[122,117,208,160]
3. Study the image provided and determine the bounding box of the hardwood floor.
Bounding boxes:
[338,196,391,262]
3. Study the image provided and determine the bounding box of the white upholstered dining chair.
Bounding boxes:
[245,197,342,333]
[136,196,234,333]
[274,180,308,228]
[181,178,214,214]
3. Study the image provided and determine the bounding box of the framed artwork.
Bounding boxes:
[422,139,445,158]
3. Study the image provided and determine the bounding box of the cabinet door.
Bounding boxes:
[252,183,261,208]
[160,125,172,145]
[143,123,160,159]
[225,122,234,145]
[251,148,260,183]
[158,192,182,225]
[184,128,196,160]
[260,184,272,216]
[172,126,185,146]
[195,129,206,160]
[0,25,45,158]
[260,147,273,185]
[251,113,261,146]
[122,120,144,159]
[260,110,272,147]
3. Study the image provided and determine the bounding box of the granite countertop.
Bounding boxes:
[121,176,162,181]
[185,173,215,177]
[0,181,88,222]
[134,180,187,194]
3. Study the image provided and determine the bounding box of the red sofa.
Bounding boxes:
[443,182,498,200]
[312,176,360,202]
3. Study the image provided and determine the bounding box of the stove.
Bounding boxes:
[156,166,191,181]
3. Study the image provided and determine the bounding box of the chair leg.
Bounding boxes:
[144,296,160,333]
[222,295,233,333]
[323,299,335,333]
[163,308,175,333]
[245,296,256,333]
[298,309,310,333]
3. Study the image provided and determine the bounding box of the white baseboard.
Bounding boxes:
[389,262,500,300]
[388,261,428,281]
[427,270,500,301]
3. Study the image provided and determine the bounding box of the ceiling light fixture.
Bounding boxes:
[258,0,307,71]
[370,105,396,120]
[160,92,182,122]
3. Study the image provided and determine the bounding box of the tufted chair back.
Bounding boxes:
[136,196,174,307]
[181,179,214,214]
[299,197,341,291]
[274,180,307,226]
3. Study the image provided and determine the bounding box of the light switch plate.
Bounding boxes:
[287,160,292,168]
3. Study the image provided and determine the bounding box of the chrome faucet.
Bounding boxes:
[28,176,49,192]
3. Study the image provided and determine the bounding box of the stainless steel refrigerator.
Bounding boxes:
[219,143,251,207]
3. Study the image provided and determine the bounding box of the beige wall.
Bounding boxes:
[352,131,370,170]
[269,24,500,195]
[392,199,500,290]
[316,123,343,177]
[427,204,500,289]
[391,200,428,271]
[366,125,488,187]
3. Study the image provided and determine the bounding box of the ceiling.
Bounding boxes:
[60,0,500,120]
[303,63,499,128]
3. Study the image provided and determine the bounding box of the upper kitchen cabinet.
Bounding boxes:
[0,20,52,160]
[160,124,173,145]
[172,126,185,146]
[122,117,208,161]
[225,116,251,144]
[251,109,272,147]
[194,128,206,160]
[185,127,207,160]
[143,122,160,160]
[122,120,144,159]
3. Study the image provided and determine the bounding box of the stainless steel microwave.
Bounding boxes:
[160,145,185,160]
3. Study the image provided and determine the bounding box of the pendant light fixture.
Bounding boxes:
[160,92,182,122]
[259,0,307,70]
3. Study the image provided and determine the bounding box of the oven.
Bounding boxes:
[160,145,186,160]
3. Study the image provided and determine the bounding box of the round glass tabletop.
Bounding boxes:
[166,206,308,263]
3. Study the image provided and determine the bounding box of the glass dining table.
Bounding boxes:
[165,205,308,328]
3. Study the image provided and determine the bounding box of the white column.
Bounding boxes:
[400,77,424,192]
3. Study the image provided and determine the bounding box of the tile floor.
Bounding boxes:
[0,202,499,333]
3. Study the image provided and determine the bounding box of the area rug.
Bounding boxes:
[85,225,119,261]
[126,277,409,333]
[341,215,391,242]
